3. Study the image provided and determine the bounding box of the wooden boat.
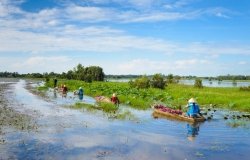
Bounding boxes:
[95,96,112,103]
[153,106,206,123]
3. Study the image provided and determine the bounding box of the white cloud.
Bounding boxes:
[1,27,250,56]
[65,5,113,22]
[203,7,232,18]
[10,56,74,73]
[118,58,212,75]
[238,61,247,65]
[0,0,24,17]
[0,0,249,76]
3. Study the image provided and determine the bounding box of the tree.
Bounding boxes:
[150,74,166,89]
[129,75,150,89]
[74,64,85,80]
[194,78,203,88]
[66,70,74,80]
[84,66,105,81]
[166,74,174,83]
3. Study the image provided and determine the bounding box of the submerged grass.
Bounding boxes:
[37,86,48,91]
[70,102,137,121]
[97,102,118,112]
[71,102,118,113]
[226,120,249,128]
[46,79,250,112]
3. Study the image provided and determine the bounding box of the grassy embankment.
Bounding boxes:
[45,79,250,112]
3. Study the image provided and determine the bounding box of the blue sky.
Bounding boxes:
[0,0,250,76]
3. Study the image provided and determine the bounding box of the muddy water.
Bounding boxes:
[0,79,250,160]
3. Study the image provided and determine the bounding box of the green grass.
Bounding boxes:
[37,86,48,91]
[97,102,118,112]
[72,102,95,110]
[45,79,250,112]
[71,101,118,113]
[70,102,137,120]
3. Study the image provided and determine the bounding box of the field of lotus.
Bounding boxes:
[45,79,250,112]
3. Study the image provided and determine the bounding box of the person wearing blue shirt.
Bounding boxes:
[78,87,84,100]
[186,98,200,118]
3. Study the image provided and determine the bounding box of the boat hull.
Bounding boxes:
[153,109,206,123]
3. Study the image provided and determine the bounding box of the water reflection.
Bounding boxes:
[78,94,83,101]
[62,93,67,98]
[107,78,250,87]
[187,123,200,141]
[53,90,57,98]
[1,79,250,160]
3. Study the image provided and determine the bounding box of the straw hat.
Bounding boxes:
[188,98,196,103]
[112,93,116,97]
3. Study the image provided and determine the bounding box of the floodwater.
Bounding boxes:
[107,78,250,87]
[0,78,250,160]
[178,79,250,87]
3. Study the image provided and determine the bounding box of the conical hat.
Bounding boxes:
[188,98,196,103]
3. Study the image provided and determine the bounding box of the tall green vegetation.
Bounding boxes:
[45,79,250,112]
[66,64,105,82]
[129,74,166,89]
[129,75,150,89]
[166,74,174,83]
[150,74,167,89]
[194,78,203,88]
[239,86,250,91]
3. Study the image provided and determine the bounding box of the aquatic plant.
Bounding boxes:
[37,86,48,91]
[226,120,248,128]
[44,79,250,112]
[97,102,118,112]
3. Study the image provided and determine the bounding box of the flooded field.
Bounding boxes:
[108,78,250,87]
[0,78,250,160]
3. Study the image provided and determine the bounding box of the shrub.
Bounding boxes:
[129,76,150,89]
[166,74,174,83]
[194,78,203,88]
[97,102,118,112]
[239,86,250,91]
[150,74,166,89]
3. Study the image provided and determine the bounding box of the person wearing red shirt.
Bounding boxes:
[111,93,119,105]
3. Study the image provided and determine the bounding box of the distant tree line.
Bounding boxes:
[0,64,105,82]
[216,75,250,80]
[105,75,141,79]
[1,70,250,81]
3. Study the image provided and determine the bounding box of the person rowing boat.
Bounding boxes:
[185,98,201,118]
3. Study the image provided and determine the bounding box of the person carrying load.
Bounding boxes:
[186,98,201,118]
[62,84,68,97]
[111,93,119,105]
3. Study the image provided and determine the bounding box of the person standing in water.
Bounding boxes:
[111,93,119,106]
[62,85,68,97]
[53,78,58,88]
[78,87,84,100]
